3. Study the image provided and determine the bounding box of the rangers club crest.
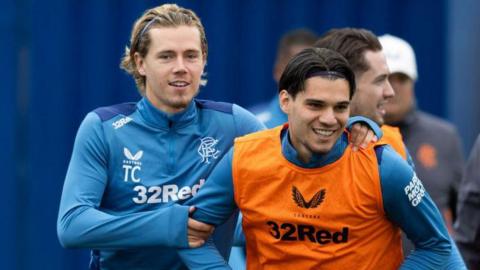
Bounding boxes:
[198,137,221,164]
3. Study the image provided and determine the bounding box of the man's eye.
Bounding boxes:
[375,77,388,85]
[307,103,322,109]
[159,54,172,60]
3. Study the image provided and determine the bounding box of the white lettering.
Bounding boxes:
[131,179,205,204]
[147,186,162,203]
[123,159,142,166]
[113,117,132,129]
[123,165,141,182]
[178,186,192,200]
[132,185,148,204]
[404,173,425,207]
[131,166,141,182]
[123,165,132,182]
[191,179,205,196]
[412,198,420,207]
[163,184,179,202]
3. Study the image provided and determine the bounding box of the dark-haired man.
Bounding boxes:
[182,47,460,269]
[315,28,411,159]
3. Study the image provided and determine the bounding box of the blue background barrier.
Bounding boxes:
[1,0,479,269]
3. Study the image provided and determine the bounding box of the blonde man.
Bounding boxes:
[57,4,264,269]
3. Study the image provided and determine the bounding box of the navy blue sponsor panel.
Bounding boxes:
[196,99,233,114]
[94,103,137,121]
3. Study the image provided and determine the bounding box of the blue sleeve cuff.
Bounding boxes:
[347,116,383,139]
[177,238,231,269]
[174,204,191,248]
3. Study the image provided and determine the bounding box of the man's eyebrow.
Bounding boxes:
[337,101,350,106]
[155,50,175,55]
[304,99,326,104]
[184,49,201,54]
[374,74,388,82]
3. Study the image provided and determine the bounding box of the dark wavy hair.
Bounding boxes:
[278,47,356,99]
[315,28,382,76]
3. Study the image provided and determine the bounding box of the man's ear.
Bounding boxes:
[279,89,291,114]
[134,52,146,76]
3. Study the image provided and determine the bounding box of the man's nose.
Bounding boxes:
[384,80,395,99]
[173,57,187,73]
[319,108,336,125]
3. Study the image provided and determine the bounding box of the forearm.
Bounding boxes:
[188,149,237,226]
[179,149,239,267]
[379,146,453,268]
[58,113,191,249]
[401,238,466,270]
[177,238,231,270]
[58,203,190,249]
[399,194,452,269]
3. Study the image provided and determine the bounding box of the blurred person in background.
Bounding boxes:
[455,133,480,269]
[250,28,318,128]
[379,34,464,254]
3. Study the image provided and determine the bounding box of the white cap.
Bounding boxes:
[379,34,418,81]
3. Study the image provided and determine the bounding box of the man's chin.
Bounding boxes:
[312,142,335,155]
[171,97,193,109]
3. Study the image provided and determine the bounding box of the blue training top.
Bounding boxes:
[57,97,265,270]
